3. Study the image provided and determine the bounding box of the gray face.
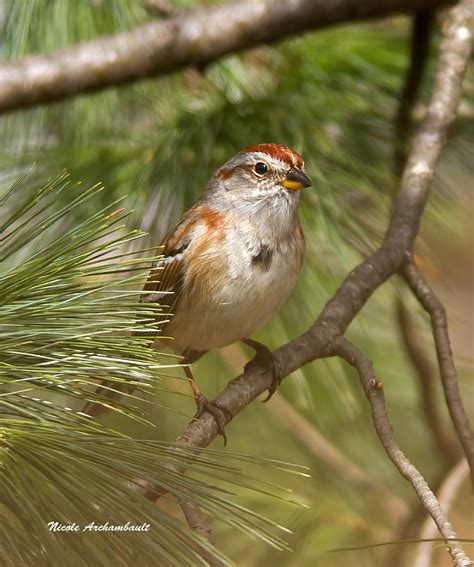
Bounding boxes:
[206,151,303,209]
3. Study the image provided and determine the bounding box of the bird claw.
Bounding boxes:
[194,395,231,445]
[244,345,283,402]
[261,362,283,402]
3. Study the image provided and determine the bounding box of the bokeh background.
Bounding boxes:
[0,1,472,566]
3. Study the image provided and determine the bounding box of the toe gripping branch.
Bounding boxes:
[194,395,232,445]
[242,339,283,403]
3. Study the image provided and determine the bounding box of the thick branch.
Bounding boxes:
[385,2,473,250]
[403,260,474,486]
[332,336,470,567]
[0,0,450,113]
[395,10,434,175]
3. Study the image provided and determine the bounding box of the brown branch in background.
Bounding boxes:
[0,0,450,114]
[177,497,226,567]
[395,10,435,175]
[268,393,409,518]
[180,501,212,542]
[143,0,176,18]
[413,459,469,567]
[403,259,474,487]
[396,297,460,463]
[332,336,470,567]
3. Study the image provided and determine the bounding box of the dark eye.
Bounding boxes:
[254,162,268,175]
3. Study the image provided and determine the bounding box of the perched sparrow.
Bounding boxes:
[84,143,311,441]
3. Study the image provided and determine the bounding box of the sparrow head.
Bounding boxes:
[208,143,311,208]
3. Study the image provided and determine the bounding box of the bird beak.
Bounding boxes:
[282,169,312,191]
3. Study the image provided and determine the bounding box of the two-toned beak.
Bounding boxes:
[282,169,312,191]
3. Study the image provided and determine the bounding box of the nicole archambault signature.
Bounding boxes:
[48,521,151,532]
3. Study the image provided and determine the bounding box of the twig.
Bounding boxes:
[177,497,227,567]
[397,297,460,463]
[414,459,470,567]
[403,259,474,487]
[0,0,450,113]
[395,10,434,175]
[387,467,452,567]
[179,500,213,542]
[332,336,471,567]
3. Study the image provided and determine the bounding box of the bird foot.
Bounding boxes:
[194,395,231,445]
[244,344,283,402]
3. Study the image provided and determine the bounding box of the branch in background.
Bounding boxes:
[403,259,474,487]
[143,0,176,18]
[0,0,450,114]
[413,459,469,567]
[177,498,226,567]
[396,297,460,463]
[395,10,435,175]
[331,336,470,567]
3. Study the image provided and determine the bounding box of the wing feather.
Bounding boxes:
[137,205,202,337]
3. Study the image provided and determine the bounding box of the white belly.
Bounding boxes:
[160,230,302,353]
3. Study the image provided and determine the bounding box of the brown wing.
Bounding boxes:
[137,205,202,338]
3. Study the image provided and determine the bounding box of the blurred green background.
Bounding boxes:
[0,1,472,566]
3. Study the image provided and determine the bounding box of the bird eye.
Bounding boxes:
[254,162,268,175]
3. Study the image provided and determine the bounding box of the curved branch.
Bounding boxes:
[414,459,469,567]
[332,336,470,567]
[0,0,450,114]
[403,260,474,486]
[397,298,460,463]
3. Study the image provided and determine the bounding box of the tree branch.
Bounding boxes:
[143,0,176,18]
[413,459,469,567]
[395,10,435,175]
[0,0,451,114]
[177,497,226,567]
[331,336,470,567]
[403,259,474,486]
[396,297,460,463]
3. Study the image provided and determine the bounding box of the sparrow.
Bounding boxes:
[83,143,311,442]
